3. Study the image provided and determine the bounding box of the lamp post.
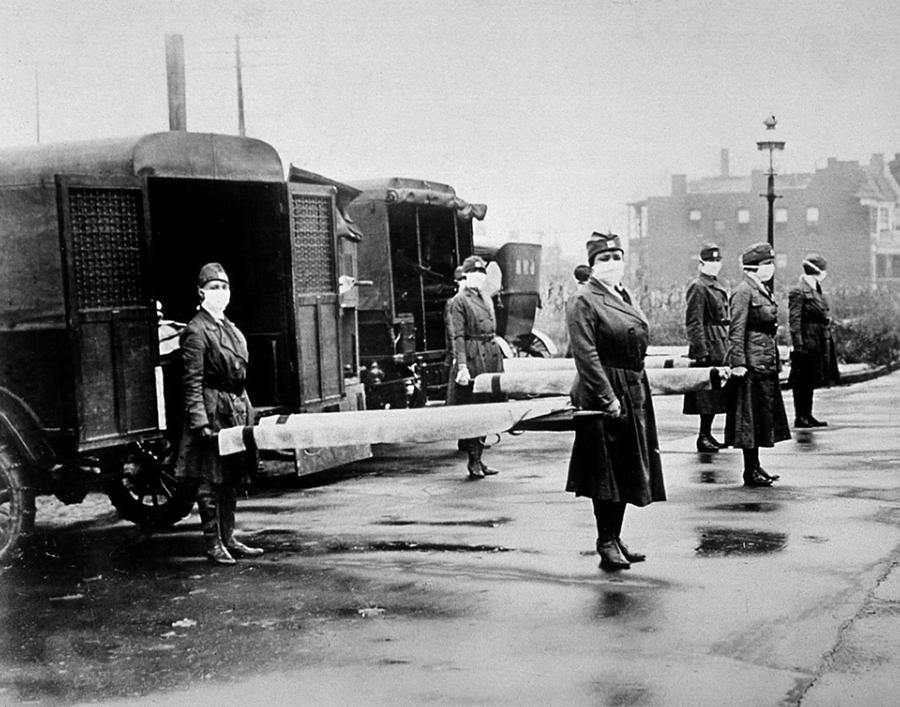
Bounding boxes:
[756,115,785,248]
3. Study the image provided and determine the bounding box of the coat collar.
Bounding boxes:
[194,308,247,360]
[462,286,495,316]
[586,278,647,324]
[699,272,728,293]
[742,273,775,302]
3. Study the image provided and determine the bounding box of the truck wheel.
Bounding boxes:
[106,440,194,530]
[0,439,36,562]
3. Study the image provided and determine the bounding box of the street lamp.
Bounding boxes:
[756,115,785,248]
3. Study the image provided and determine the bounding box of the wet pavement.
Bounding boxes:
[1,374,900,705]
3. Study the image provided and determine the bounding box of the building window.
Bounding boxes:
[689,209,701,222]
[806,207,819,225]
[878,206,892,232]
[713,219,725,234]
[737,208,750,224]
[775,208,788,223]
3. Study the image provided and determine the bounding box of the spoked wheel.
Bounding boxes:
[106,439,194,530]
[0,439,36,562]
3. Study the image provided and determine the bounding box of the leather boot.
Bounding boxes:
[477,439,499,476]
[756,466,780,482]
[594,501,630,570]
[220,490,263,557]
[465,440,484,478]
[596,539,631,571]
[196,489,235,565]
[613,504,645,563]
[696,434,720,453]
[742,468,773,487]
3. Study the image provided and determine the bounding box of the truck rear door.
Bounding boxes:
[56,176,159,450]
[286,182,344,408]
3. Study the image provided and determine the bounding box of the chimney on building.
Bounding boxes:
[165,34,187,131]
[720,148,730,177]
[870,153,885,171]
[671,174,687,197]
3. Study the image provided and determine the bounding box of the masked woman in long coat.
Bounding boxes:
[788,253,839,427]
[177,263,262,565]
[446,255,505,478]
[724,243,791,487]
[683,242,730,452]
[566,232,665,571]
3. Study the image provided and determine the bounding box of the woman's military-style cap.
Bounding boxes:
[586,231,623,262]
[453,266,465,281]
[197,262,230,287]
[700,242,721,261]
[461,255,487,273]
[741,242,775,265]
[802,253,827,273]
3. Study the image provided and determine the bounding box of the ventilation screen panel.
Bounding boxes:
[69,188,146,309]
[290,193,335,294]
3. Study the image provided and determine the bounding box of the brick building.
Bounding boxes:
[627,150,900,290]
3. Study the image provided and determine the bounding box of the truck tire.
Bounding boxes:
[106,440,194,530]
[0,439,36,562]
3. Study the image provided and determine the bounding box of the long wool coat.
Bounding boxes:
[445,286,504,406]
[565,279,665,506]
[787,278,839,389]
[683,272,730,415]
[177,308,254,485]
[724,275,790,449]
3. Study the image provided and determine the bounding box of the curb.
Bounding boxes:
[779,363,894,389]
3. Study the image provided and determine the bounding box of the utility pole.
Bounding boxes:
[235,35,246,136]
[165,33,187,130]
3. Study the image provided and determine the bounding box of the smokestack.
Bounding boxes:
[165,34,187,131]
[720,148,730,177]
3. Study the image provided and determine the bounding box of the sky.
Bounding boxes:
[1,0,899,257]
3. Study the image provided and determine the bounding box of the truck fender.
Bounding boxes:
[530,329,559,357]
[0,387,54,471]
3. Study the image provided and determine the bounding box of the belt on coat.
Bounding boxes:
[464,335,495,342]
[205,381,246,396]
[746,323,776,336]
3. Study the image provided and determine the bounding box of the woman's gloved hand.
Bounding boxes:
[730,366,748,378]
[455,364,472,386]
[198,425,217,440]
[602,398,622,418]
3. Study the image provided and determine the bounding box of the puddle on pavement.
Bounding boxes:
[694,526,787,556]
[255,530,513,555]
[705,502,780,513]
[0,524,461,704]
[375,517,512,529]
[236,503,338,515]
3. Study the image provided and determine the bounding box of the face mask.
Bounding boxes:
[817,271,827,283]
[466,272,487,290]
[699,260,722,277]
[591,258,625,287]
[201,288,231,316]
[755,263,775,282]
